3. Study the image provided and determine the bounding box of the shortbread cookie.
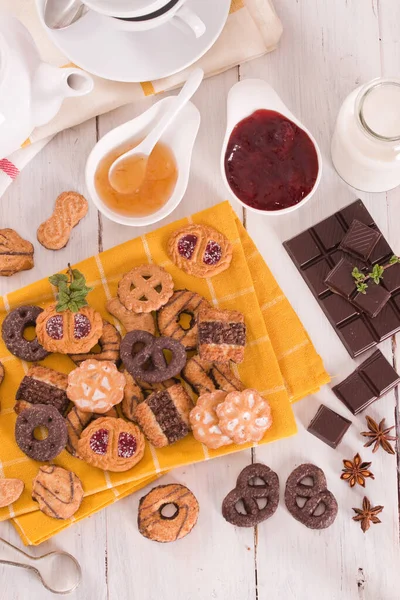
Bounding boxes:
[16,365,69,414]
[182,355,245,396]
[32,465,84,519]
[121,370,144,422]
[106,297,156,334]
[65,406,93,456]
[15,404,68,461]
[135,384,193,448]
[157,290,209,350]
[0,229,34,276]
[77,417,145,472]
[0,478,24,508]
[138,484,199,543]
[168,224,233,278]
[67,359,125,414]
[216,389,272,445]
[198,308,246,364]
[190,391,232,449]
[69,320,121,365]
[37,191,88,250]
[118,264,174,313]
[2,306,49,362]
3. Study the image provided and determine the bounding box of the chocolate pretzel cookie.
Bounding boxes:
[157,290,209,350]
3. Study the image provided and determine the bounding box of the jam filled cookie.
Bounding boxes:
[190,391,233,450]
[2,306,49,362]
[182,355,245,396]
[0,228,34,276]
[15,404,68,461]
[120,330,187,383]
[157,290,209,350]
[16,366,69,415]
[168,224,233,278]
[118,264,174,313]
[216,389,272,445]
[135,384,193,448]
[121,370,144,422]
[69,320,121,366]
[32,465,84,520]
[198,308,246,364]
[77,417,145,472]
[138,484,199,543]
[65,406,93,456]
[106,297,156,334]
[67,359,126,414]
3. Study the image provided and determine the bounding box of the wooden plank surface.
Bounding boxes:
[1,1,399,599]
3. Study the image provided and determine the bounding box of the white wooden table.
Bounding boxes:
[1,1,400,598]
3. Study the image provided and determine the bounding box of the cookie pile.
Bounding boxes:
[0,224,274,523]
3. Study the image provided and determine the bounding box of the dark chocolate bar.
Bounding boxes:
[332,349,400,414]
[339,219,381,261]
[324,258,391,318]
[284,200,400,357]
[307,404,351,448]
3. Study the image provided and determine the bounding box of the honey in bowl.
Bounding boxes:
[95,140,178,217]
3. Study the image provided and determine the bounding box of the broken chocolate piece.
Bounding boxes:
[307,404,351,448]
[339,219,381,261]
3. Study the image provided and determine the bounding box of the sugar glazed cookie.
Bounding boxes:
[190,391,232,450]
[106,297,156,334]
[32,465,84,520]
[16,366,69,414]
[2,306,49,362]
[15,404,68,461]
[67,359,126,414]
[157,290,209,350]
[69,320,121,366]
[0,478,24,508]
[198,308,246,364]
[118,264,174,313]
[135,384,193,448]
[168,224,233,278]
[216,389,272,445]
[37,191,88,251]
[182,355,245,396]
[77,417,145,472]
[0,229,34,276]
[138,484,199,543]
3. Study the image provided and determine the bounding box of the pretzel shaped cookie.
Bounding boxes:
[37,191,88,250]
[118,265,174,313]
[168,224,233,278]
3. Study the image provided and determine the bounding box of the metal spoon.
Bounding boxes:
[44,0,89,30]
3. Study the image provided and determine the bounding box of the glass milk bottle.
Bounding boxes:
[331,78,400,192]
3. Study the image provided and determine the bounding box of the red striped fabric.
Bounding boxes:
[0,158,19,180]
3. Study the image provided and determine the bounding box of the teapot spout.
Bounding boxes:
[32,63,93,128]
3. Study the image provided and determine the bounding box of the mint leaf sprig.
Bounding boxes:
[49,264,93,313]
[352,255,400,294]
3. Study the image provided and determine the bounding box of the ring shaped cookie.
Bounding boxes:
[157,290,209,350]
[15,404,68,461]
[216,389,272,444]
[118,265,174,313]
[138,484,199,543]
[120,330,187,383]
[2,305,49,361]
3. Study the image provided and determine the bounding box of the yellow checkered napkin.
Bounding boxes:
[0,201,329,545]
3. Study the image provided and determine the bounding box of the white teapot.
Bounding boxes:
[0,16,93,158]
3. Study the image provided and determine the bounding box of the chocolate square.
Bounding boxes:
[333,373,377,415]
[304,261,331,297]
[370,236,392,264]
[322,295,358,325]
[382,263,400,293]
[339,219,381,261]
[352,284,391,318]
[313,216,344,250]
[307,404,351,448]
[340,201,374,227]
[339,319,376,357]
[324,258,356,298]
[362,351,400,395]
[369,302,400,340]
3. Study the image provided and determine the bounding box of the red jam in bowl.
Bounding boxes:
[224,109,319,211]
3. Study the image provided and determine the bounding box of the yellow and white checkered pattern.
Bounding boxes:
[0,201,329,545]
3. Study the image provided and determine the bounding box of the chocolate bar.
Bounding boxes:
[325,258,391,318]
[339,219,381,261]
[284,200,400,357]
[332,349,400,414]
[307,404,351,448]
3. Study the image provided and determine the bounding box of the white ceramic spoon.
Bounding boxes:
[109,67,204,194]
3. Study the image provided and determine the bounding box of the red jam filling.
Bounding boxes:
[46,315,64,340]
[203,240,222,265]
[90,429,109,455]
[74,313,91,339]
[178,234,197,260]
[224,109,319,211]
[118,432,137,458]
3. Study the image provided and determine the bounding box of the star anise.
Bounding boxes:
[340,453,374,487]
[361,416,397,455]
[352,496,383,533]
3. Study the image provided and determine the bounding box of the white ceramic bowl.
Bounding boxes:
[220,79,322,216]
[85,97,200,226]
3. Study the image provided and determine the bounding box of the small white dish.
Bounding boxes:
[220,79,322,216]
[82,0,170,18]
[35,0,230,82]
[85,97,200,226]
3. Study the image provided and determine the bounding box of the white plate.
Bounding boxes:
[35,0,230,82]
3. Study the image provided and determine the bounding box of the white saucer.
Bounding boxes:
[35,0,230,82]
